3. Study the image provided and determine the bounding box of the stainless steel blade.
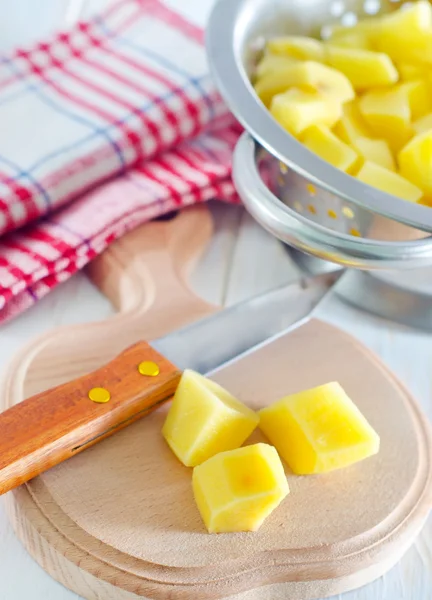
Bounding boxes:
[151,271,339,374]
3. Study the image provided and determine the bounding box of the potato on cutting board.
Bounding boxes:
[259,382,380,475]
[163,368,382,535]
[162,369,258,467]
[192,443,289,533]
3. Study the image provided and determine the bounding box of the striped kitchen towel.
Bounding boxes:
[0,0,241,324]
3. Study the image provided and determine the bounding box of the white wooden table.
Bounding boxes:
[0,2,431,599]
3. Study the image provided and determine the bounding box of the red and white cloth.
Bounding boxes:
[0,0,241,324]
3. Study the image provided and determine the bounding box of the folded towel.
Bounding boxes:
[0,0,241,324]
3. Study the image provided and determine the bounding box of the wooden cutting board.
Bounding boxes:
[1,204,432,600]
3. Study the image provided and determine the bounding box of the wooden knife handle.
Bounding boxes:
[0,342,181,496]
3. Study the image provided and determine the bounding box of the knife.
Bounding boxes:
[0,271,338,496]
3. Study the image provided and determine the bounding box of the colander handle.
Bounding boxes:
[233,132,432,270]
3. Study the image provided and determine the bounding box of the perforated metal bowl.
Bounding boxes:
[207,0,432,269]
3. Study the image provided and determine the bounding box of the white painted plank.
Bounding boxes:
[0,275,112,357]
[190,202,243,307]
[225,210,301,305]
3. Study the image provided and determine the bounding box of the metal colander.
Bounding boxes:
[207,0,432,269]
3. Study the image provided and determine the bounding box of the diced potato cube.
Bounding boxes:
[413,112,432,135]
[192,443,289,533]
[359,87,413,152]
[270,88,342,137]
[376,1,432,65]
[266,36,324,61]
[333,101,395,169]
[326,19,380,50]
[353,137,395,172]
[397,80,432,121]
[357,161,423,203]
[255,53,299,79]
[254,71,293,108]
[302,125,359,173]
[398,62,430,81]
[254,60,354,107]
[334,101,372,146]
[259,382,380,475]
[162,370,258,467]
[326,46,398,90]
[326,29,371,51]
[399,130,432,199]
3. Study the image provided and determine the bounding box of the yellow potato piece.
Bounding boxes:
[162,370,258,467]
[259,382,380,475]
[254,60,354,107]
[357,161,423,203]
[266,36,324,61]
[376,1,432,65]
[333,103,394,170]
[398,62,430,81]
[255,53,299,79]
[326,46,398,90]
[399,130,432,199]
[334,101,371,146]
[302,125,359,173]
[397,80,432,121]
[270,88,342,137]
[359,87,413,153]
[326,19,380,50]
[353,137,395,172]
[192,443,289,533]
[413,112,432,135]
[326,29,371,51]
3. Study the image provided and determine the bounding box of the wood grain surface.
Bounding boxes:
[1,1,432,598]
[1,204,431,599]
[0,341,181,495]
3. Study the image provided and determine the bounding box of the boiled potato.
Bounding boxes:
[270,88,342,137]
[253,1,432,204]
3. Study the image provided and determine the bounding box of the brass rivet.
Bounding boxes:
[88,387,111,404]
[138,361,160,377]
[327,209,337,219]
[279,161,288,174]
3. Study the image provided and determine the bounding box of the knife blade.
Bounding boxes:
[153,271,339,374]
[0,271,338,495]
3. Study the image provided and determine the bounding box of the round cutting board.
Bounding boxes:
[1,205,432,600]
